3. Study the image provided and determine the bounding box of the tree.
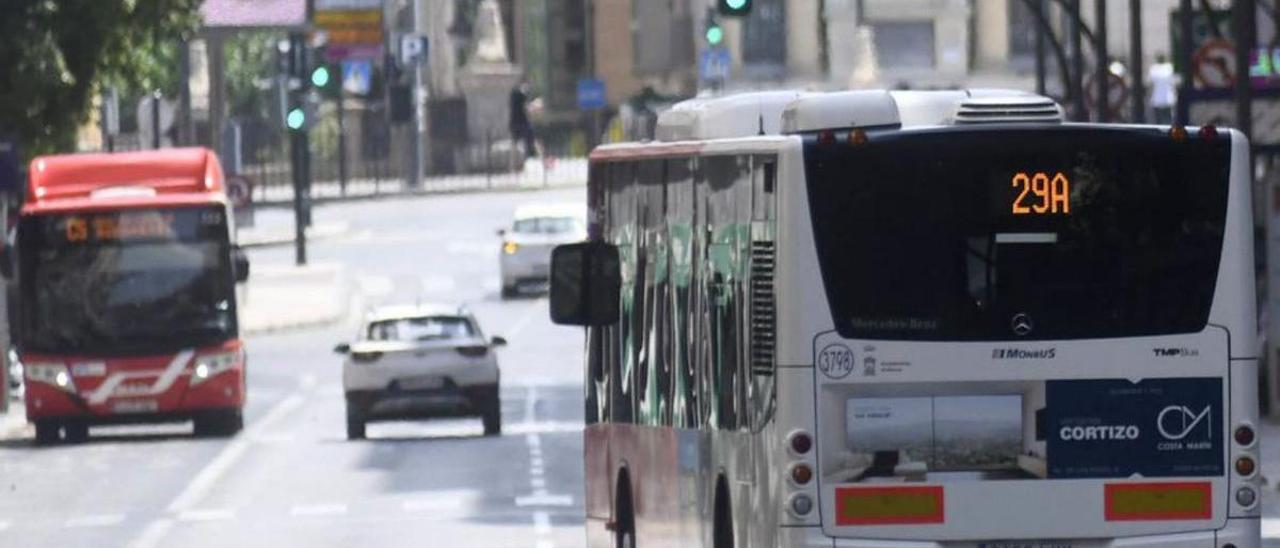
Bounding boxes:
[0,0,201,159]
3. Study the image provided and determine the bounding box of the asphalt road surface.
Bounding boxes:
[0,186,588,548]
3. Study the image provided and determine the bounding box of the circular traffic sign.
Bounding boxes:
[226,175,254,209]
[1192,38,1237,89]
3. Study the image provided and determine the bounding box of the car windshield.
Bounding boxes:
[365,316,475,342]
[19,207,235,354]
[513,216,581,235]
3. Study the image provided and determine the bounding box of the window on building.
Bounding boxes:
[871,21,936,70]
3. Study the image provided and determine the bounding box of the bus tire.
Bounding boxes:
[63,421,89,443]
[615,473,636,548]
[194,410,242,438]
[714,477,734,548]
[33,420,60,446]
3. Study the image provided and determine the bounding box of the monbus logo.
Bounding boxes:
[991,348,1056,359]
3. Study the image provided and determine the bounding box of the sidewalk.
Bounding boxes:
[236,208,349,248]
[239,261,352,335]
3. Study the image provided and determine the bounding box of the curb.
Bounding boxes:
[0,402,28,441]
[249,179,587,210]
[238,222,351,249]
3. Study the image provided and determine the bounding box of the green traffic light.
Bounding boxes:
[286,108,306,130]
[726,0,747,8]
[311,66,331,88]
[706,26,724,45]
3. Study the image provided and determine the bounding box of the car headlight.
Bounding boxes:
[503,241,519,255]
[25,362,75,392]
[190,350,241,386]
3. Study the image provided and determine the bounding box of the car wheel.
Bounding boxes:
[346,400,367,440]
[500,285,517,299]
[482,391,502,436]
[33,420,60,446]
[63,421,89,443]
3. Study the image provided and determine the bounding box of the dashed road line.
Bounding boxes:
[0,519,10,531]
[515,494,574,507]
[533,511,552,535]
[177,509,235,523]
[65,514,125,528]
[1264,517,1280,538]
[290,503,347,517]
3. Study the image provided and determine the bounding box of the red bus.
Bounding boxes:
[10,148,249,444]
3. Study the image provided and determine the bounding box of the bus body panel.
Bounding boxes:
[16,148,245,429]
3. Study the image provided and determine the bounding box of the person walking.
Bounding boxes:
[509,81,538,158]
[1149,53,1177,124]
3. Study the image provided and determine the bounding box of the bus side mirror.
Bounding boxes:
[233,246,250,283]
[550,242,619,326]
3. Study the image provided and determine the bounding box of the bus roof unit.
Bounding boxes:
[27,147,225,204]
[782,89,1061,133]
[656,90,809,142]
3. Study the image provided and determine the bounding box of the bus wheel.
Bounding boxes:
[615,476,635,548]
[63,421,89,443]
[194,410,242,438]
[33,420,60,446]
[714,478,734,548]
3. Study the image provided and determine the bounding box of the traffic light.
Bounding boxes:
[705,11,724,46]
[718,0,751,16]
[310,64,331,89]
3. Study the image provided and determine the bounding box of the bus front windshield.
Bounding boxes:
[803,127,1232,341]
[20,207,236,354]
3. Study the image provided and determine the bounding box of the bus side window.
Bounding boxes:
[608,160,636,425]
[667,157,696,429]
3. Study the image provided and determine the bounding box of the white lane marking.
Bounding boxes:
[165,387,307,514]
[530,477,547,490]
[0,520,10,531]
[505,300,546,341]
[402,490,480,513]
[129,519,174,548]
[530,456,544,469]
[533,511,551,535]
[1264,517,1280,538]
[505,421,585,436]
[536,541,554,548]
[65,514,126,528]
[515,494,574,507]
[177,509,235,523]
[526,433,541,447]
[529,467,544,478]
[290,503,347,517]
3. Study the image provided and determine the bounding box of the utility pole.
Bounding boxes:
[408,1,425,188]
[1129,0,1146,123]
[1177,0,1193,125]
[1094,0,1108,122]
[1069,0,1087,121]
[1034,0,1047,96]
[287,31,310,266]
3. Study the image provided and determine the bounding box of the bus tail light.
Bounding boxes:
[1235,456,1256,477]
[790,463,813,486]
[817,131,836,146]
[788,431,812,455]
[1234,424,1256,447]
[1236,486,1258,508]
[789,494,814,517]
[847,129,868,146]
[1170,125,1189,142]
[1198,125,1219,140]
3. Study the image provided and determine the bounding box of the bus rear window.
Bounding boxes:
[803,127,1231,341]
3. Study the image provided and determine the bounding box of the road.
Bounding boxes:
[0,187,588,548]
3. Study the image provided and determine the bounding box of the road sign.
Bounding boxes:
[400,34,429,65]
[1084,72,1130,120]
[227,174,255,228]
[316,9,384,61]
[577,78,606,111]
[1192,38,1237,89]
[700,47,731,81]
[342,60,372,96]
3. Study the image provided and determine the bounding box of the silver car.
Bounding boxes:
[498,203,587,298]
[335,304,506,440]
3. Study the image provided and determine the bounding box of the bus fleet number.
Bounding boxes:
[1011,172,1070,215]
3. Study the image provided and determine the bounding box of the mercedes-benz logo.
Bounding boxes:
[1011,313,1034,336]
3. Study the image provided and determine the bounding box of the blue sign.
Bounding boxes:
[699,47,731,81]
[1045,378,1223,479]
[577,78,606,111]
[342,60,372,96]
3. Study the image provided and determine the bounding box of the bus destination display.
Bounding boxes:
[43,207,225,245]
[1010,171,1070,215]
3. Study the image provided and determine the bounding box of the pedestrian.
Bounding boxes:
[509,81,538,158]
[1149,53,1177,124]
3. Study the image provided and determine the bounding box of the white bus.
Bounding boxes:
[550,90,1262,548]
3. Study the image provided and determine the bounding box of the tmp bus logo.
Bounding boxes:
[817,344,855,379]
[1011,313,1034,336]
[1157,405,1212,441]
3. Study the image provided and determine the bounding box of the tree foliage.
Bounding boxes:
[0,0,202,158]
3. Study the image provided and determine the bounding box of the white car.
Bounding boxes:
[498,203,587,298]
[336,304,506,440]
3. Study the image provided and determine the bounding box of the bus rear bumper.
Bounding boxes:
[786,518,1261,548]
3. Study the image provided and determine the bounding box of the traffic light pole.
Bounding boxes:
[288,31,310,266]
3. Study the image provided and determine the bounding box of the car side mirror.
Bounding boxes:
[233,246,250,283]
[334,343,351,354]
[490,336,508,347]
[550,242,620,326]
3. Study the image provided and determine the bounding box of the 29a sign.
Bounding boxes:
[1012,172,1071,215]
